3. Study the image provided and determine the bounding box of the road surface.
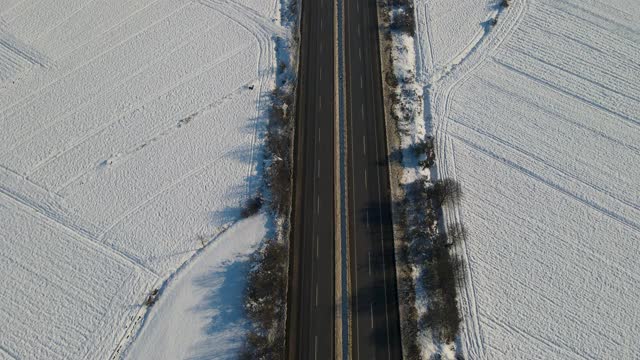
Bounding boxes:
[286,0,335,357]
[344,0,403,358]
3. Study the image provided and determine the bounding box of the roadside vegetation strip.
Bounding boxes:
[240,0,300,358]
[378,0,467,357]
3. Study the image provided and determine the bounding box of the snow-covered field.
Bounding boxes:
[0,0,281,358]
[413,0,640,358]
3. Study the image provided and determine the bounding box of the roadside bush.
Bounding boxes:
[265,131,288,162]
[384,0,466,351]
[446,223,466,247]
[413,137,436,169]
[404,176,465,344]
[427,178,462,207]
[411,137,434,157]
[239,331,285,360]
[421,253,464,342]
[418,158,435,170]
[286,0,298,23]
[390,0,412,8]
[143,289,159,307]
[263,88,294,217]
[241,196,263,218]
[390,9,415,35]
[267,155,292,216]
[386,69,399,88]
[242,239,288,359]
[239,333,269,360]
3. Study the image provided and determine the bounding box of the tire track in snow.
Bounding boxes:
[0,0,169,114]
[0,0,30,23]
[450,116,640,214]
[445,140,484,359]
[0,345,19,360]
[26,0,101,45]
[22,20,240,179]
[31,0,168,60]
[0,3,204,163]
[413,0,434,82]
[437,61,487,360]
[97,150,235,243]
[0,185,159,278]
[483,315,594,360]
[56,80,251,193]
[451,134,640,288]
[0,0,166,114]
[430,0,529,357]
[50,50,254,194]
[472,254,630,349]
[473,71,640,154]
[30,0,122,44]
[0,1,192,117]
[504,44,640,104]
[0,21,48,82]
[0,0,28,17]
[450,132,640,236]
[494,59,640,130]
[198,0,281,199]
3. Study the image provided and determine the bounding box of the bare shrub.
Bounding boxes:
[239,331,284,360]
[265,131,288,162]
[390,0,412,7]
[241,196,263,218]
[446,223,466,247]
[263,88,294,217]
[427,178,462,207]
[386,69,399,88]
[411,136,434,156]
[266,156,292,216]
[144,289,159,307]
[402,177,465,343]
[421,248,465,342]
[412,137,436,169]
[242,240,288,358]
[390,9,415,35]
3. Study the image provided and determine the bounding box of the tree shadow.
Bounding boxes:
[348,275,403,359]
[186,258,253,360]
[358,200,396,227]
[209,205,243,225]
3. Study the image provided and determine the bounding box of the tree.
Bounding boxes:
[427,179,462,207]
[241,196,263,218]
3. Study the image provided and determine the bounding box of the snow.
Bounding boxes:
[389,31,425,186]
[125,214,268,360]
[411,0,640,358]
[414,0,493,81]
[0,0,279,358]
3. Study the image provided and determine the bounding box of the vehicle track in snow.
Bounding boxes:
[427,0,529,357]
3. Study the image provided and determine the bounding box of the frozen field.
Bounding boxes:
[414,0,640,358]
[0,0,281,358]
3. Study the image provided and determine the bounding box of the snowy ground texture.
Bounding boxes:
[413,0,640,358]
[125,215,267,360]
[0,0,282,358]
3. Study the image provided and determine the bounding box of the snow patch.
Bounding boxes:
[124,215,268,360]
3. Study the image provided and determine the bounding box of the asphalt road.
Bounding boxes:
[286,0,335,356]
[344,0,403,358]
